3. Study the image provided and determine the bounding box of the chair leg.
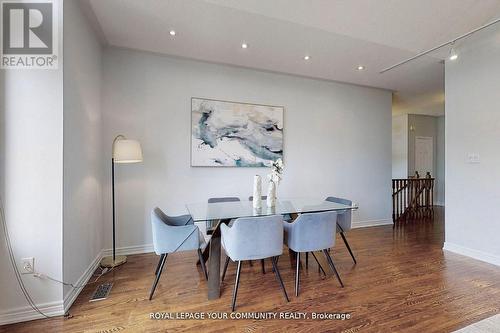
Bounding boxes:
[295,252,300,297]
[222,256,230,281]
[198,249,208,281]
[271,256,280,273]
[323,249,344,288]
[231,261,242,312]
[271,257,289,302]
[340,232,357,264]
[154,254,165,275]
[149,254,167,300]
[305,252,309,269]
[261,259,266,274]
[310,251,327,276]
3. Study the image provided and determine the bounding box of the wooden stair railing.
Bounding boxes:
[392,172,434,223]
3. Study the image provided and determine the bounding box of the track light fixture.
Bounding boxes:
[448,46,458,61]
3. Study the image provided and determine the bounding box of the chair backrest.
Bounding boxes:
[208,197,240,203]
[248,195,267,201]
[222,215,283,261]
[287,211,337,252]
[151,208,199,254]
[152,207,192,226]
[325,196,353,231]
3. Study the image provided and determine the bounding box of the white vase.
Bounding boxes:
[267,181,277,207]
[253,175,262,209]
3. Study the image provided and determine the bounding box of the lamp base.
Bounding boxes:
[100,255,127,268]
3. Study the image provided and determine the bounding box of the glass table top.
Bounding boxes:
[186,197,358,222]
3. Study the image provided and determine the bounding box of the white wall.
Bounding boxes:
[62,0,103,310]
[444,25,500,265]
[0,1,64,323]
[392,114,408,178]
[407,114,437,177]
[101,47,393,250]
[436,116,445,205]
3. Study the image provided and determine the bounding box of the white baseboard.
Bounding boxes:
[0,251,105,326]
[435,201,445,206]
[1,244,154,326]
[63,250,103,313]
[352,219,393,229]
[443,242,500,267]
[0,301,64,326]
[101,243,154,257]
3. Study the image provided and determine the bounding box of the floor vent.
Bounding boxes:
[90,282,113,302]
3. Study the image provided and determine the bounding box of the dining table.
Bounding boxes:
[186,197,358,300]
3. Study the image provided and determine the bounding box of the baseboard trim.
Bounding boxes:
[1,245,154,326]
[443,242,500,267]
[0,301,64,326]
[435,201,445,206]
[63,250,104,313]
[352,219,392,229]
[101,243,154,257]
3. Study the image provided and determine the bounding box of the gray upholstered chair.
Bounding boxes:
[207,197,240,231]
[208,197,241,204]
[248,195,267,201]
[149,207,207,300]
[221,215,289,311]
[325,196,356,263]
[284,211,344,296]
[209,197,264,273]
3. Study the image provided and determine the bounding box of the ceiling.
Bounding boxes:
[87,0,500,116]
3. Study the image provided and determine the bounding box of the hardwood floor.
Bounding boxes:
[3,207,500,332]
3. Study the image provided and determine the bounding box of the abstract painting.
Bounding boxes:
[191,98,284,167]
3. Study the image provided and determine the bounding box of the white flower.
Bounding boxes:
[268,158,284,185]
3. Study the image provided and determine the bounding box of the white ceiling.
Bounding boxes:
[87,0,500,116]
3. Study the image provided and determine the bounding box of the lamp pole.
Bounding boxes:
[111,135,124,263]
[102,135,128,268]
[111,156,116,262]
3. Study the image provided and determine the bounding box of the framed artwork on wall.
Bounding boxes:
[191,97,284,167]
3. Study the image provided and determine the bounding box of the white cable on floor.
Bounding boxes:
[0,196,51,318]
[0,196,114,319]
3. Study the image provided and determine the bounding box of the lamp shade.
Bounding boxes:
[113,139,143,163]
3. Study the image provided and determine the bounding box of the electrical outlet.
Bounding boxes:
[467,153,480,164]
[21,257,34,274]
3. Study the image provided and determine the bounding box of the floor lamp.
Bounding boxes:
[101,135,143,268]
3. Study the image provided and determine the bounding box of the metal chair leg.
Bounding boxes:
[323,249,344,287]
[149,254,167,300]
[222,256,230,281]
[198,249,208,281]
[271,257,289,302]
[340,232,357,264]
[231,261,242,312]
[271,255,280,273]
[295,252,300,297]
[154,253,165,275]
[261,259,266,274]
[305,252,309,269]
[310,251,327,276]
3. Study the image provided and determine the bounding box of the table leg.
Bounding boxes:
[199,220,218,264]
[208,219,228,300]
[287,214,299,268]
[207,231,221,299]
[200,238,210,263]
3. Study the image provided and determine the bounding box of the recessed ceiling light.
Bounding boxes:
[304,55,310,60]
[241,43,248,49]
[169,30,176,36]
[357,65,365,71]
